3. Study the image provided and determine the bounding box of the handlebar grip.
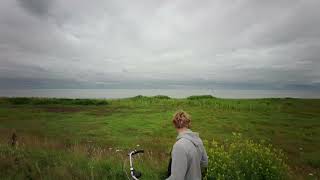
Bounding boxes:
[132,150,144,155]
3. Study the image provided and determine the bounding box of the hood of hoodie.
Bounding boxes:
[176,129,202,147]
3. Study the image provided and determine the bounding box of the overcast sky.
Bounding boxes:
[0,0,319,89]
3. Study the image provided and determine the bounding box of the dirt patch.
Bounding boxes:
[125,127,138,132]
[88,109,114,116]
[43,106,84,113]
[87,107,124,116]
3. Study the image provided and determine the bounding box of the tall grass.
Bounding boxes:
[0,133,291,179]
[0,142,167,180]
[0,144,126,179]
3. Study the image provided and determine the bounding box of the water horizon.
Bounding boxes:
[0,89,319,99]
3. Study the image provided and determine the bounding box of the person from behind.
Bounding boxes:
[167,110,208,180]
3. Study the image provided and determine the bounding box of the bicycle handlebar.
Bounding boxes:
[129,149,144,179]
[131,149,144,156]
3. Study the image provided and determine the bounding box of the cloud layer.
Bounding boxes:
[0,0,319,89]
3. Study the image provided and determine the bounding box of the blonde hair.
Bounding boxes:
[172,110,191,129]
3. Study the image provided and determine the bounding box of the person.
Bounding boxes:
[166,111,208,180]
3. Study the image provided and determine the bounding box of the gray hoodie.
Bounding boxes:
[167,129,208,180]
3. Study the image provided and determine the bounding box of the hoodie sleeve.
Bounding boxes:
[166,143,188,180]
[200,145,208,168]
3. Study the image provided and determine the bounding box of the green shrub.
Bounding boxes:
[8,97,31,105]
[132,95,147,99]
[187,95,216,100]
[153,95,171,99]
[204,134,289,180]
[70,99,109,105]
[5,97,109,105]
[131,95,171,100]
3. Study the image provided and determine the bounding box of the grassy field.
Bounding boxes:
[0,96,319,179]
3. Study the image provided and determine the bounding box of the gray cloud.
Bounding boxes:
[0,0,319,89]
[17,0,53,17]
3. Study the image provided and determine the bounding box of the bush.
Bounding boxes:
[5,98,109,106]
[8,97,31,105]
[204,134,289,180]
[187,95,216,100]
[153,95,171,99]
[132,95,148,99]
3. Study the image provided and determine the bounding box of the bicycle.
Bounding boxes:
[128,149,144,180]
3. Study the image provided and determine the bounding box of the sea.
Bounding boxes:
[0,89,319,99]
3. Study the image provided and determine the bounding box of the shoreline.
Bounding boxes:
[0,88,319,99]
